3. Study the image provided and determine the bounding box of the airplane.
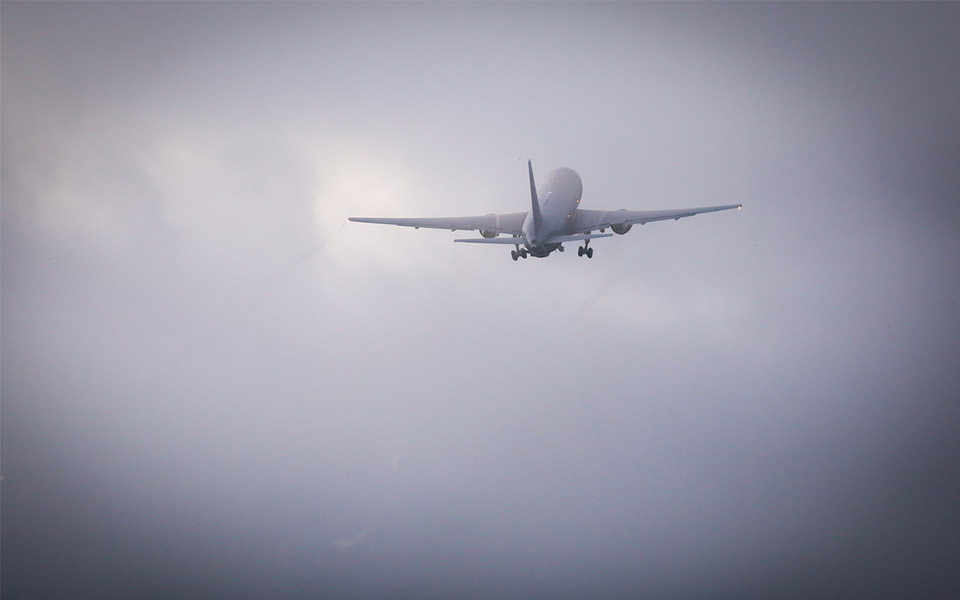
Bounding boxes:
[349,161,741,260]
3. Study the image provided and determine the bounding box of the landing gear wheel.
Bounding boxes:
[511,250,518,261]
[520,248,528,259]
[580,240,592,258]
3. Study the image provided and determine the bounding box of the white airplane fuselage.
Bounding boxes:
[522,167,583,257]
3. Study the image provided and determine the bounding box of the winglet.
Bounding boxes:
[528,160,542,231]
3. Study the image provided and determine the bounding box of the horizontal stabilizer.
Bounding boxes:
[547,233,614,243]
[454,237,527,244]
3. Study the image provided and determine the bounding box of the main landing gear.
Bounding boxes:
[511,247,529,261]
[577,241,594,259]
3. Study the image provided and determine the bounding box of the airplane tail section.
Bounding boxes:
[528,160,542,232]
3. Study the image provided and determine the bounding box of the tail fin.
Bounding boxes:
[528,160,542,232]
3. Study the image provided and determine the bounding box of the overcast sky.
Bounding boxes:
[3,2,959,598]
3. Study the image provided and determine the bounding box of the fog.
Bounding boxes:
[3,3,959,598]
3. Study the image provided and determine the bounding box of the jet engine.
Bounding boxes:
[479,229,499,238]
[611,223,633,235]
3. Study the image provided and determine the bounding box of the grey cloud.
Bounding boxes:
[3,2,959,599]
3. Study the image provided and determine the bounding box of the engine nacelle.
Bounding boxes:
[611,222,633,235]
[480,214,500,238]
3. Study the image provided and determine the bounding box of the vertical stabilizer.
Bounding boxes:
[528,160,542,232]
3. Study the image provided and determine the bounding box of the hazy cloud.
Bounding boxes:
[3,2,959,599]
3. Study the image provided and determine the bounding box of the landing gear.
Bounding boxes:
[577,241,594,259]
[511,250,519,261]
[510,247,529,261]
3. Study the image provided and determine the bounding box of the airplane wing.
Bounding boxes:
[568,204,741,234]
[349,212,528,236]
